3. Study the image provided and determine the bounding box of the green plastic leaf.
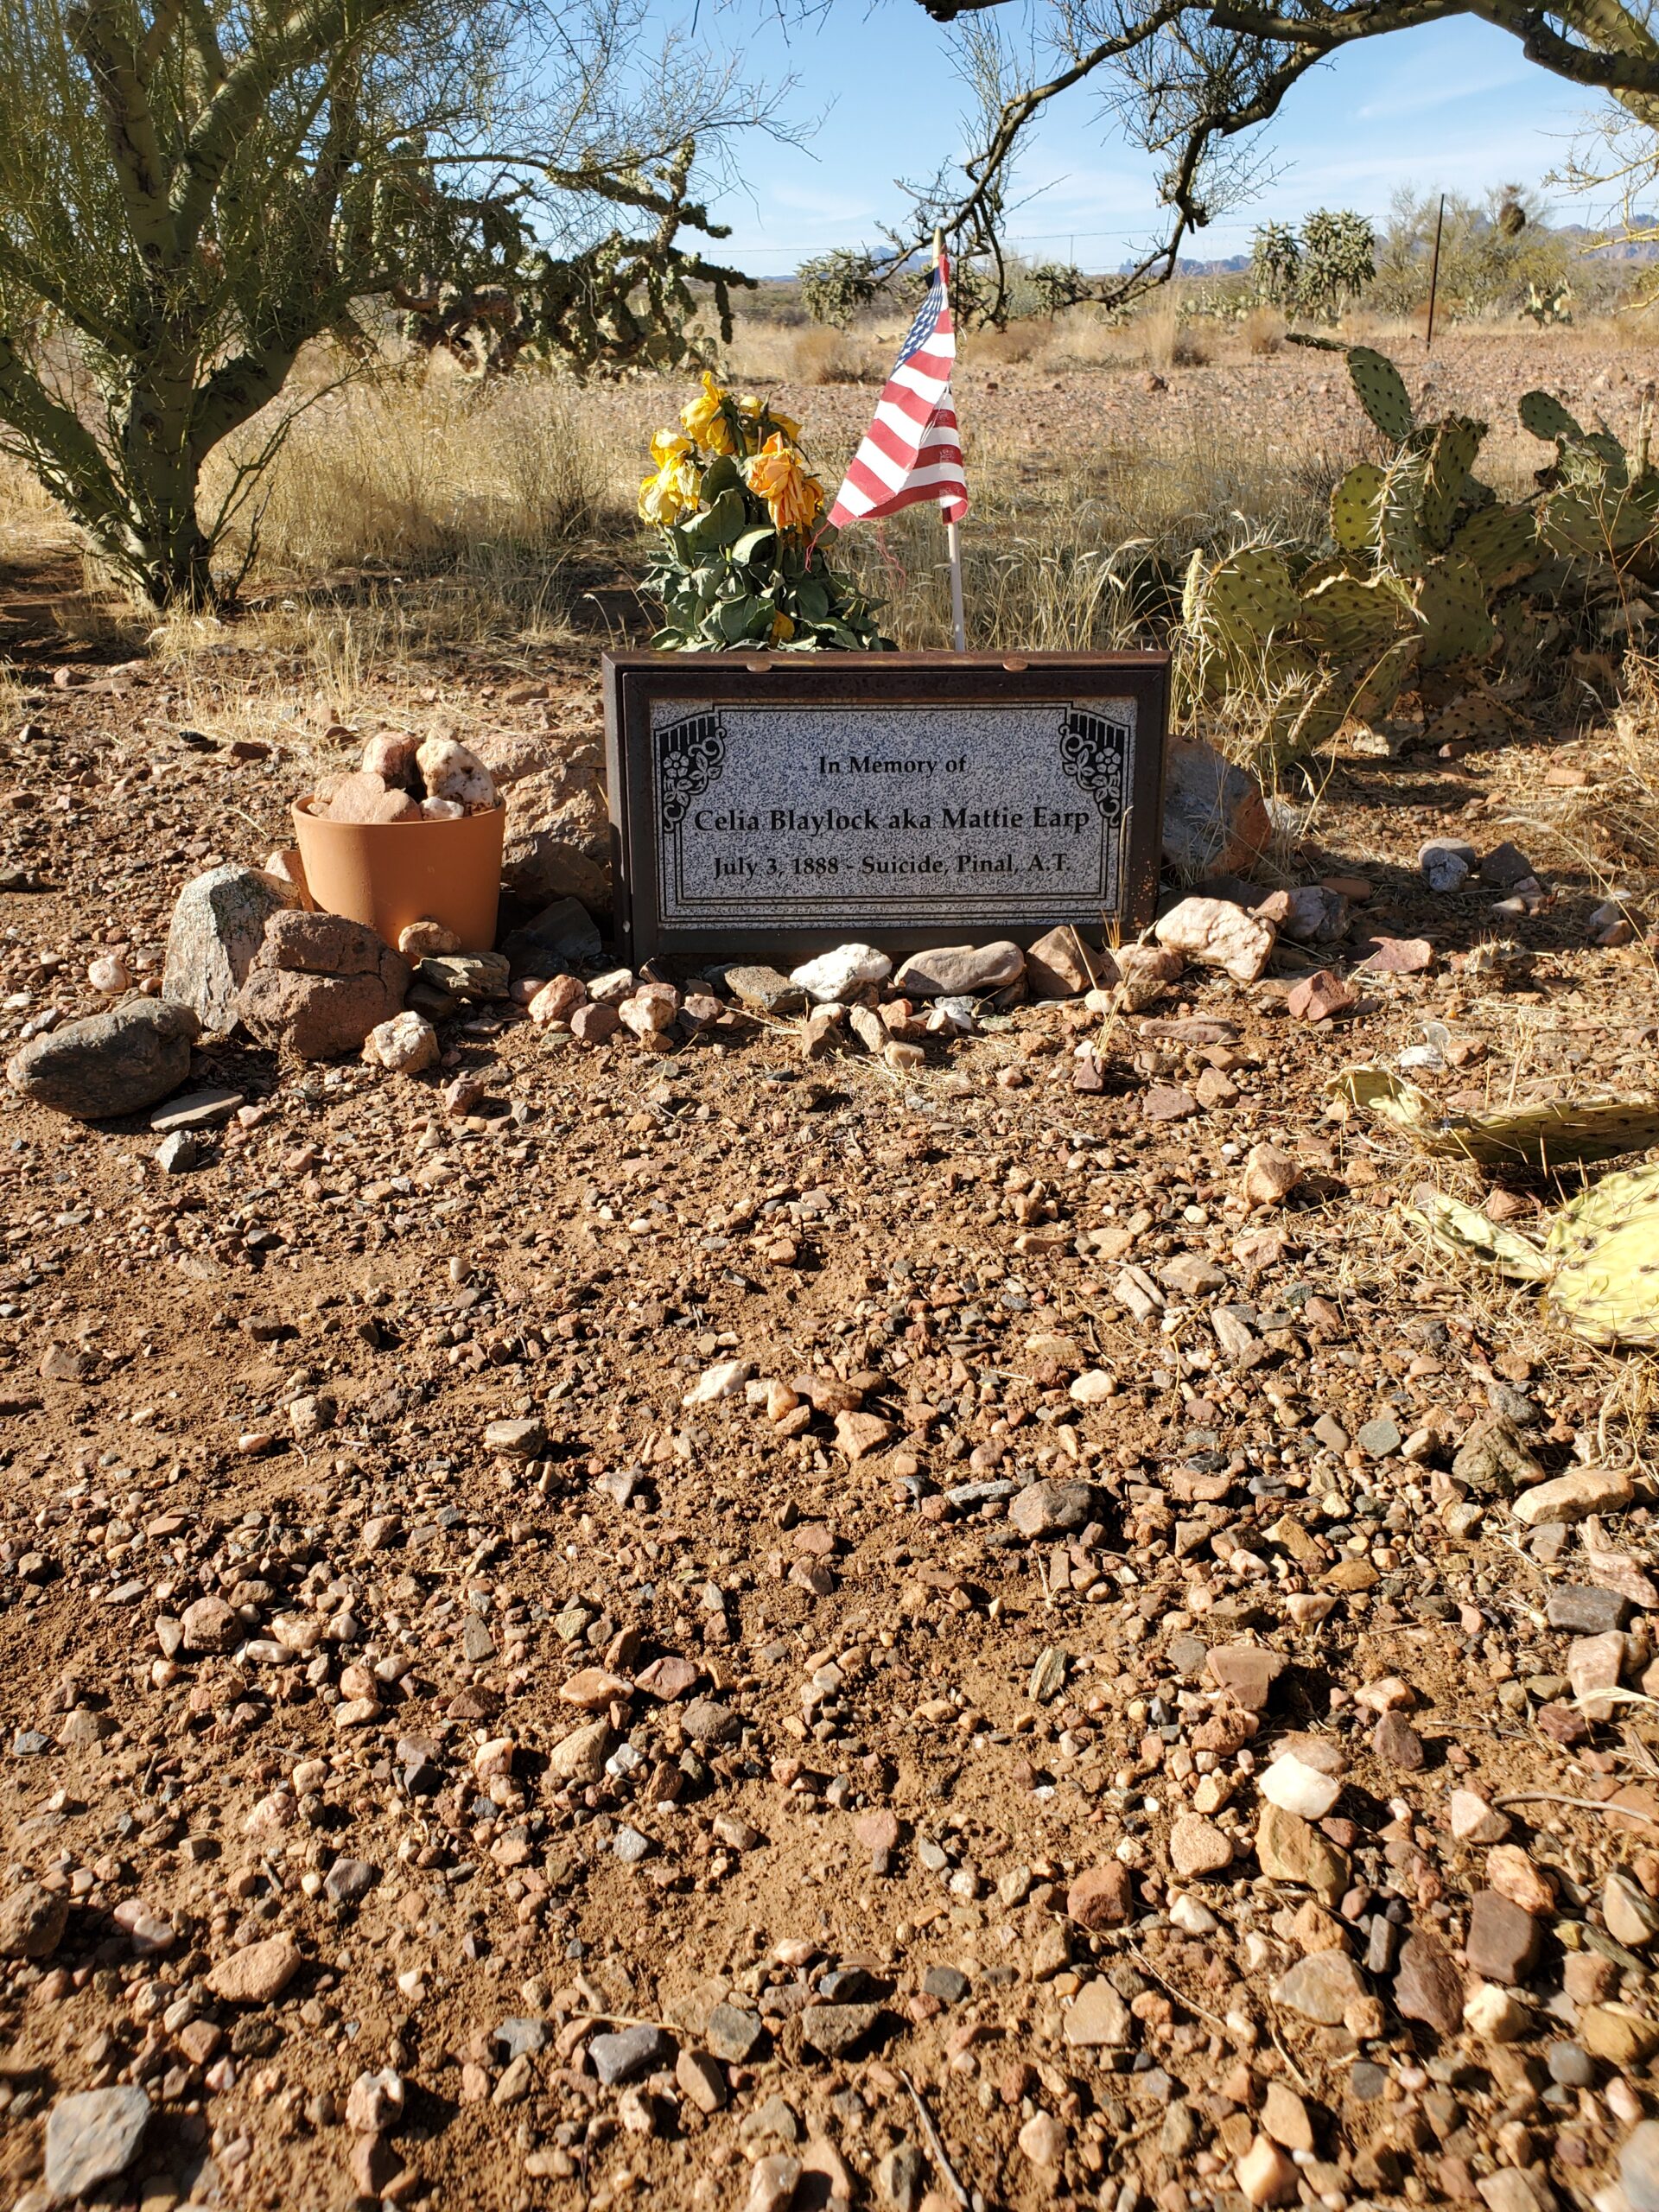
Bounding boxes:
[732,525,776,565]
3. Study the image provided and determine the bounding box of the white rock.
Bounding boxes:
[416,736,497,809]
[588,968,636,1005]
[362,1011,440,1075]
[87,954,130,995]
[1464,1982,1530,2042]
[789,944,892,1004]
[1154,896,1277,983]
[1168,1893,1218,1935]
[683,1359,752,1408]
[1069,1369,1115,1405]
[1259,1753,1342,1821]
[1449,1789,1511,1844]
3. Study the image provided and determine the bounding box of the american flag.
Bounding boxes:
[828,254,968,529]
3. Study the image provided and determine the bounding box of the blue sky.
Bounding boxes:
[692,0,1613,271]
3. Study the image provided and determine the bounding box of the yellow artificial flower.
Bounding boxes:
[745,433,823,532]
[650,429,694,469]
[680,371,735,454]
[638,455,699,526]
[735,391,801,448]
[770,611,796,644]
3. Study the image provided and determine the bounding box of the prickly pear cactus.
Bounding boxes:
[1347,346,1414,443]
[1519,389,1583,446]
[1452,504,1538,591]
[1545,1160,1659,1347]
[1414,554,1498,668]
[1331,464,1385,554]
[1299,573,1406,659]
[1204,547,1299,645]
[1421,417,1484,548]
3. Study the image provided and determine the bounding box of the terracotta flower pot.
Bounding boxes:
[291,801,505,957]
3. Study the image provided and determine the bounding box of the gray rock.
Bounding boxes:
[799,2001,883,2056]
[149,1087,245,1132]
[417,952,511,1002]
[706,2003,767,2062]
[613,1825,652,1864]
[8,998,199,1120]
[1547,2041,1595,2088]
[322,1858,379,1904]
[877,2142,929,2212]
[1623,2119,1659,2212]
[1419,838,1476,894]
[0,1879,68,1958]
[1452,1414,1544,1495]
[162,863,298,1033]
[715,963,805,1015]
[483,1416,545,1459]
[944,1478,1017,1509]
[588,2024,674,2085]
[922,1965,970,2003]
[44,2086,151,2201]
[493,2017,550,2060]
[1546,1586,1630,1635]
[893,942,1025,998]
[502,897,603,975]
[1357,1416,1402,1459]
[1270,1951,1366,2025]
[1008,1479,1099,1538]
[500,830,612,915]
[156,1130,198,1173]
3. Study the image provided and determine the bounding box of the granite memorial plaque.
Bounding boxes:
[603,652,1169,964]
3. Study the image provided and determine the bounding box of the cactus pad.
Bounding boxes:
[1421,416,1485,547]
[1346,634,1417,723]
[1452,503,1538,589]
[1376,452,1430,575]
[1330,1066,1659,1167]
[1414,554,1497,666]
[1519,389,1583,446]
[1330,464,1385,553]
[1545,1160,1659,1347]
[1347,346,1414,443]
[1203,546,1298,645]
[1299,573,1404,659]
[1425,692,1510,749]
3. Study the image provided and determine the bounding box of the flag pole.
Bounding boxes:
[934,226,968,652]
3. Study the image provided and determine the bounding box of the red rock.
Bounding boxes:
[1143,1084,1198,1122]
[1356,935,1434,976]
[1286,969,1357,1023]
[569,1003,620,1046]
[1068,1863,1133,1929]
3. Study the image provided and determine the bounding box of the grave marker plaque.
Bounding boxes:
[603,652,1169,964]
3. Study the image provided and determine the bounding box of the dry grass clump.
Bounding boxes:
[206,370,626,580]
[1501,650,1659,897]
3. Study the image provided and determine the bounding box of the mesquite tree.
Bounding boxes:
[899,0,1659,323]
[0,0,766,607]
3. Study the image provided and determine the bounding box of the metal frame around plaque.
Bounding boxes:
[602,652,1171,966]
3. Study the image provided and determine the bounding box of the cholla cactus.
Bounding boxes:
[1249,223,1301,308]
[1295,211,1376,321]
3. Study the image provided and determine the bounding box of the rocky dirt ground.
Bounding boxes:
[4,341,1659,2212]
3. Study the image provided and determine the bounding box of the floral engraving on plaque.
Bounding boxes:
[1058,708,1130,817]
[657,711,727,828]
